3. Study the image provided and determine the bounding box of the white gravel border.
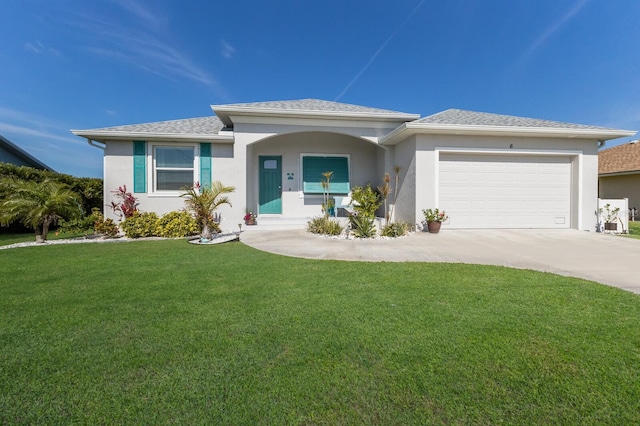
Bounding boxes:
[0,235,170,250]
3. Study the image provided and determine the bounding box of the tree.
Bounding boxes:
[181,181,235,239]
[0,178,83,243]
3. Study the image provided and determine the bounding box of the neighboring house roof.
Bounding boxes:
[598,141,640,175]
[211,98,420,126]
[0,134,54,171]
[71,116,230,142]
[381,109,635,145]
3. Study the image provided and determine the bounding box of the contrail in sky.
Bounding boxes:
[334,0,425,101]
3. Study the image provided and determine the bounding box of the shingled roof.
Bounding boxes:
[214,99,409,115]
[211,98,419,126]
[80,116,225,135]
[416,109,619,131]
[599,141,640,175]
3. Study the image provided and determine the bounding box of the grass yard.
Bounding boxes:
[627,221,640,239]
[1,240,639,424]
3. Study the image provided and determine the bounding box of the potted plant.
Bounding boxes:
[601,203,620,231]
[422,208,448,234]
[244,211,257,226]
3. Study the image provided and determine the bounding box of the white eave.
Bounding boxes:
[70,130,234,143]
[211,104,420,127]
[598,170,640,177]
[380,122,637,145]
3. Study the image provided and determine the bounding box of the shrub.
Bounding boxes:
[381,221,408,237]
[59,215,97,234]
[121,212,159,238]
[91,209,119,238]
[350,184,380,219]
[307,216,343,236]
[156,211,199,238]
[350,216,377,238]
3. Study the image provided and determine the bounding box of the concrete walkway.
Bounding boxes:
[241,228,640,294]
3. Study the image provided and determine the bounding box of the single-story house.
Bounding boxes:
[0,134,54,171]
[72,99,635,231]
[598,140,640,212]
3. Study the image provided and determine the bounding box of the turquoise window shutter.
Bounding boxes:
[133,141,146,193]
[200,143,212,189]
[303,156,349,194]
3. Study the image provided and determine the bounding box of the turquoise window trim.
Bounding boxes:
[199,143,212,189]
[302,156,350,194]
[133,141,146,193]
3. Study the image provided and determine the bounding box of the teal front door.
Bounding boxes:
[259,156,282,214]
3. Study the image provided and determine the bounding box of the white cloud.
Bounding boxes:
[109,0,167,30]
[0,106,82,145]
[25,41,60,56]
[221,40,236,59]
[69,2,220,90]
[0,106,103,176]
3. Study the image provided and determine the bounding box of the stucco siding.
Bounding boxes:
[599,174,640,210]
[102,140,245,231]
[250,131,382,217]
[408,134,598,230]
[393,136,417,225]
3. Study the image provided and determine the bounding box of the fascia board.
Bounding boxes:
[381,123,636,145]
[211,104,420,125]
[227,114,402,132]
[599,170,640,177]
[71,130,234,143]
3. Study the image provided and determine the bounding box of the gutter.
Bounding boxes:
[87,138,105,150]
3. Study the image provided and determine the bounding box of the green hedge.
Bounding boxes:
[0,163,103,233]
[0,162,103,214]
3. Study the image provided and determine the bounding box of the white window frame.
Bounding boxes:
[147,142,199,196]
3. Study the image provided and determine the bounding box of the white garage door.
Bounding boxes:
[439,154,572,229]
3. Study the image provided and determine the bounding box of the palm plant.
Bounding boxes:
[181,181,235,239]
[0,178,82,243]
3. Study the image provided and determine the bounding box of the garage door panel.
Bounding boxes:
[439,154,571,229]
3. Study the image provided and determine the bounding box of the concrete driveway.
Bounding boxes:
[241,228,640,294]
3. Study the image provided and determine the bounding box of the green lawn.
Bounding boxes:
[1,240,639,424]
[627,221,640,239]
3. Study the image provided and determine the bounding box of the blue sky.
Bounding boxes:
[1,0,639,177]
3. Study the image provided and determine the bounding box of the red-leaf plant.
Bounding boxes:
[110,185,139,220]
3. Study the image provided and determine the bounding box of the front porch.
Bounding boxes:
[244,130,390,221]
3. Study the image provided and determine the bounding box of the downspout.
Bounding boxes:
[87,138,105,150]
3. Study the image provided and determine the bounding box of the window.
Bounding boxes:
[302,155,350,194]
[154,146,195,191]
